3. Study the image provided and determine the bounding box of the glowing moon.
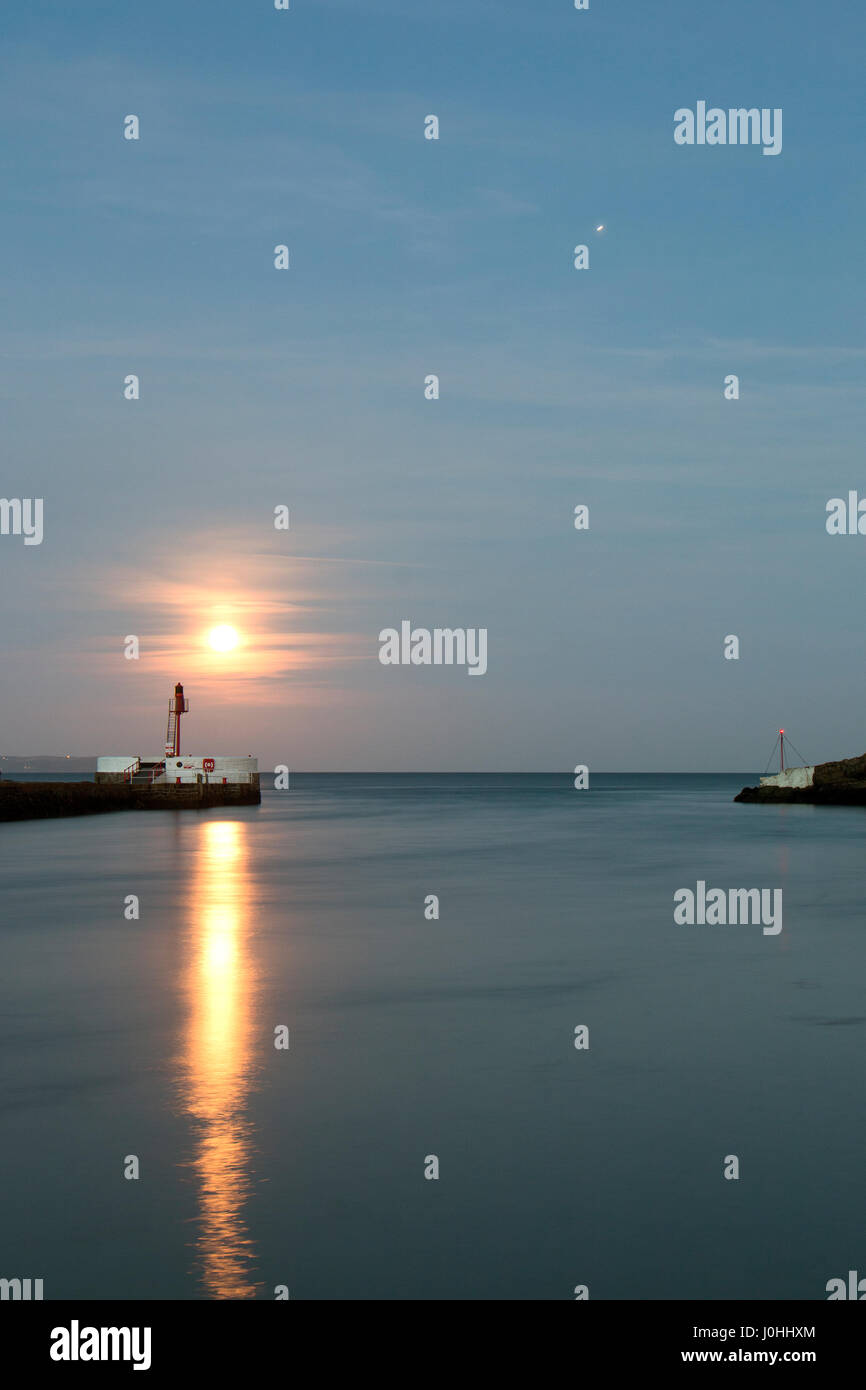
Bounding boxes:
[208,625,239,653]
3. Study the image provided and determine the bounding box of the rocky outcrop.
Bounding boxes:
[0,780,260,822]
[736,752,866,804]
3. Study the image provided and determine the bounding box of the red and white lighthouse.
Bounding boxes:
[165,682,189,758]
[95,680,258,796]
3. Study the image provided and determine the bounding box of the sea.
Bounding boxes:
[1,773,862,1301]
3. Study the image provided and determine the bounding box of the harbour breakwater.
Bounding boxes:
[0,779,261,822]
[735,752,866,805]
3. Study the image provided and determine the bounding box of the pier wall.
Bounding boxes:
[0,779,260,822]
[143,779,260,808]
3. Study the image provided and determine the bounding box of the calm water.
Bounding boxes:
[1,773,863,1300]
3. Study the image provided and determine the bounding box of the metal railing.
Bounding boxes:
[123,761,165,785]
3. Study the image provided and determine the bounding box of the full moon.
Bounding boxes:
[208,625,239,653]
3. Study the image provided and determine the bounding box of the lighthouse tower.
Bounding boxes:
[165,682,189,758]
[95,681,259,800]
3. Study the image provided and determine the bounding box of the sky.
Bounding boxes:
[1,0,864,770]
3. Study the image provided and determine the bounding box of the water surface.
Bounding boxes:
[1,774,861,1299]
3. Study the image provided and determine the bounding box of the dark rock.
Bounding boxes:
[735,752,866,805]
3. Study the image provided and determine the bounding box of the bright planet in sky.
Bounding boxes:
[208,624,240,653]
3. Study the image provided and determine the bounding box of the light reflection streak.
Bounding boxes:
[177,819,261,1298]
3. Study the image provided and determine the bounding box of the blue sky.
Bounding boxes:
[1,0,864,769]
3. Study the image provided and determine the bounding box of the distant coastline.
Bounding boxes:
[0,756,96,774]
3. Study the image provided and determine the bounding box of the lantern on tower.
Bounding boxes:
[165,682,189,758]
